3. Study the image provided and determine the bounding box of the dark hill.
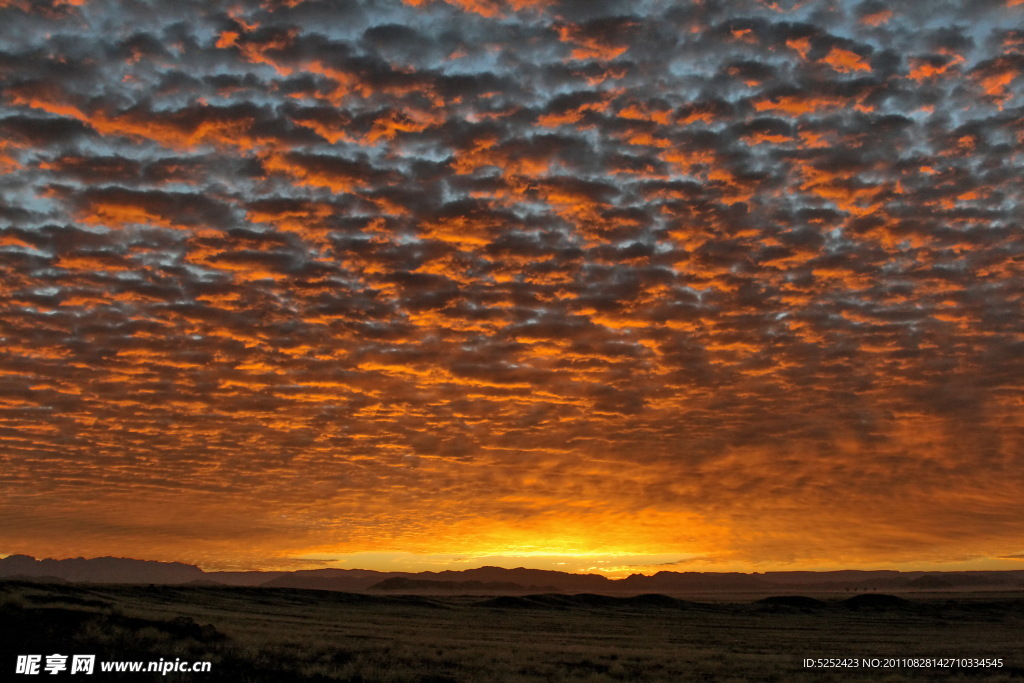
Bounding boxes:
[842,594,910,610]
[0,574,68,584]
[0,555,203,584]
[477,593,705,610]
[754,596,828,611]
[423,566,613,591]
[477,595,550,609]
[260,570,391,592]
[476,594,604,610]
[368,577,557,592]
[623,593,700,609]
[204,571,288,587]
[619,571,772,592]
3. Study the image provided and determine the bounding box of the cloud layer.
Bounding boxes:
[1,0,1022,571]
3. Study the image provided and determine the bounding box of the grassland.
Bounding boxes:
[2,581,1021,682]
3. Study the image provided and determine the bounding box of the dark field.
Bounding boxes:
[2,582,1021,682]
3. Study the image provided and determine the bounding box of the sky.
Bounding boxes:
[0,0,1022,577]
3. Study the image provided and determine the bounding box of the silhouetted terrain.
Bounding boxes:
[1,581,1021,682]
[0,555,203,584]
[367,577,560,593]
[4,556,1024,595]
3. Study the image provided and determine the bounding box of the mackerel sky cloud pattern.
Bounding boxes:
[1,0,1022,573]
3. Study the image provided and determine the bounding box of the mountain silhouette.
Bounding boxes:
[3,555,1023,594]
[368,577,559,592]
[0,555,202,584]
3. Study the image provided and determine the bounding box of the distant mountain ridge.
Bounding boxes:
[368,577,561,592]
[3,555,1023,594]
[0,554,203,584]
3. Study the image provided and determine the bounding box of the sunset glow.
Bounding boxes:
[1,0,1022,575]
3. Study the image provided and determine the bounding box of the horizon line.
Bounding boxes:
[4,554,1024,578]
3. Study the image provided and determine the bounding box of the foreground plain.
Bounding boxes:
[1,581,1022,682]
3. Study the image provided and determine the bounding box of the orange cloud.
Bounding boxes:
[403,0,505,17]
[556,23,632,62]
[0,141,20,173]
[786,37,811,60]
[7,89,273,152]
[753,93,847,116]
[821,47,871,73]
[537,100,611,128]
[860,9,893,26]
[215,31,239,49]
[262,152,363,193]
[907,52,965,81]
[974,58,1021,107]
[75,200,183,231]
